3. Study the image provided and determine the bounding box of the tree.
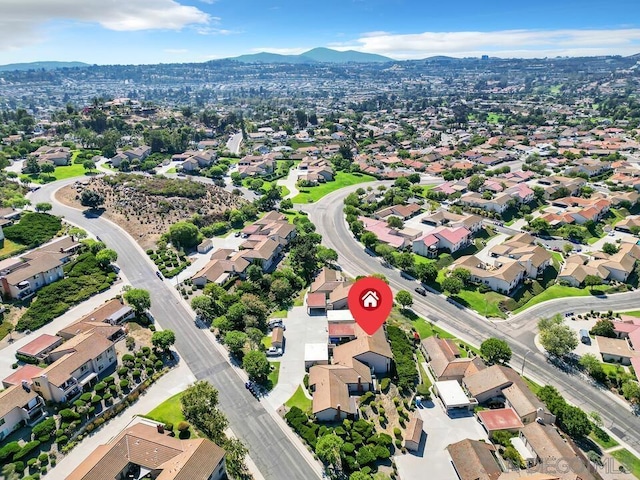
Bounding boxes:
[416,262,438,284]
[584,275,603,290]
[280,198,293,210]
[559,405,592,438]
[82,159,96,172]
[80,189,104,209]
[538,317,578,357]
[355,445,377,466]
[387,216,403,229]
[317,246,338,265]
[394,177,410,190]
[124,288,151,314]
[95,248,117,267]
[169,221,200,249]
[35,202,52,212]
[224,330,248,357]
[68,227,88,239]
[223,437,249,479]
[529,218,550,233]
[396,252,414,272]
[562,243,574,255]
[349,473,373,480]
[180,381,228,443]
[191,295,217,322]
[315,434,344,471]
[361,232,378,249]
[590,319,616,338]
[243,350,270,382]
[451,267,471,285]
[40,163,55,177]
[270,277,292,303]
[622,381,640,405]
[25,156,40,174]
[468,174,485,192]
[442,276,463,295]
[602,243,619,255]
[151,330,176,352]
[395,290,413,309]
[246,327,265,350]
[579,353,606,382]
[480,338,512,365]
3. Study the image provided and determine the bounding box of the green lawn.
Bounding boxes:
[523,377,542,395]
[53,163,90,180]
[589,430,619,450]
[144,392,197,437]
[611,449,640,478]
[266,362,280,391]
[487,112,506,124]
[269,309,288,319]
[622,311,640,318]
[452,288,507,319]
[416,351,433,390]
[262,336,272,349]
[551,251,563,268]
[166,167,177,174]
[291,172,375,203]
[0,239,27,259]
[285,385,312,413]
[601,362,624,376]
[388,308,455,340]
[514,284,607,314]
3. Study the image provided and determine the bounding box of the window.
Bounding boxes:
[0,418,5,426]
[96,353,103,361]
[34,381,40,387]
[80,364,88,372]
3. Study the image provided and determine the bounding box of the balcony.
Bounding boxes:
[21,398,45,425]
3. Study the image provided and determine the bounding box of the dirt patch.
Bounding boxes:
[56,174,245,250]
[125,321,153,347]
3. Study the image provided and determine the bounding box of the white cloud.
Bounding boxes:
[333,29,640,59]
[0,0,211,51]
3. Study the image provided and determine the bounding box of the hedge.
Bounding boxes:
[13,440,40,460]
[386,326,419,393]
[31,417,56,439]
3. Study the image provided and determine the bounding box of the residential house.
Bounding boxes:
[237,154,275,178]
[565,158,612,177]
[332,324,394,374]
[56,298,133,341]
[191,249,250,287]
[558,242,640,286]
[122,145,151,162]
[451,255,526,294]
[488,233,552,279]
[413,226,472,258]
[421,336,485,382]
[615,215,640,233]
[359,216,420,249]
[308,267,350,313]
[476,408,524,439]
[16,334,64,363]
[31,331,117,403]
[33,146,71,166]
[463,365,554,424]
[180,150,217,172]
[0,236,80,299]
[421,210,484,233]
[374,204,422,221]
[446,438,502,480]
[459,192,512,214]
[298,157,334,184]
[0,384,45,440]
[595,336,639,366]
[67,419,226,480]
[327,282,351,310]
[2,364,44,389]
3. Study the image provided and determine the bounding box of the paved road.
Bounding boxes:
[306,182,640,453]
[227,132,243,155]
[31,179,320,480]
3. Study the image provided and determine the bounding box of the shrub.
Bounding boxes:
[386,326,419,393]
[103,393,113,402]
[13,460,25,473]
[94,382,107,393]
[0,441,21,462]
[59,409,80,421]
[91,395,102,404]
[27,458,38,467]
[80,392,92,402]
[395,439,402,448]
[154,360,164,370]
[38,453,48,464]
[118,367,129,376]
[73,400,86,409]
[31,417,56,439]
[103,376,115,384]
[119,379,129,388]
[177,421,190,432]
[393,427,402,439]
[132,369,142,378]
[341,442,355,454]
[56,435,69,446]
[14,440,41,460]
[122,354,135,363]
[380,378,391,392]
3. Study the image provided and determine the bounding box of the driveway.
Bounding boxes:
[395,397,489,480]
[276,166,300,200]
[475,232,509,264]
[264,306,327,410]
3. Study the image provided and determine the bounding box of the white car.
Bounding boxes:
[266,347,283,357]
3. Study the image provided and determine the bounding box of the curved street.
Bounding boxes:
[29,178,321,480]
[306,182,640,453]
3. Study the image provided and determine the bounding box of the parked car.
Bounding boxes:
[156,271,163,279]
[414,287,427,296]
[234,231,241,237]
[266,347,283,357]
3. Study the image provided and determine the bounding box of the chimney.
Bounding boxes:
[157,424,164,434]
[357,376,363,393]
[336,404,341,421]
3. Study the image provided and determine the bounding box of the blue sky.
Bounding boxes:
[1,0,640,65]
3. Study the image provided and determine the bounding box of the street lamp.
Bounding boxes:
[521,349,532,377]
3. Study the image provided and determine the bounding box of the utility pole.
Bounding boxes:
[521,350,532,377]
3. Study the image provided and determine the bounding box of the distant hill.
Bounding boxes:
[231,47,392,64]
[0,61,90,72]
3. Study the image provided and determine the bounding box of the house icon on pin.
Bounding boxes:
[361,290,379,309]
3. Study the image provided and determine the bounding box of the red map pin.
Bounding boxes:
[348,277,393,335]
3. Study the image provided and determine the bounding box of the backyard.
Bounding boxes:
[292,172,375,203]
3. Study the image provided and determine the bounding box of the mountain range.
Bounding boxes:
[0,61,90,72]
[230,47,393,64]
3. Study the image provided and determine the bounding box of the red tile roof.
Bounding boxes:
[2,364,44,387]
[477,408,524,432]
[328,323,356,337]
[306,292,327,308]
[17,334,62,356]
